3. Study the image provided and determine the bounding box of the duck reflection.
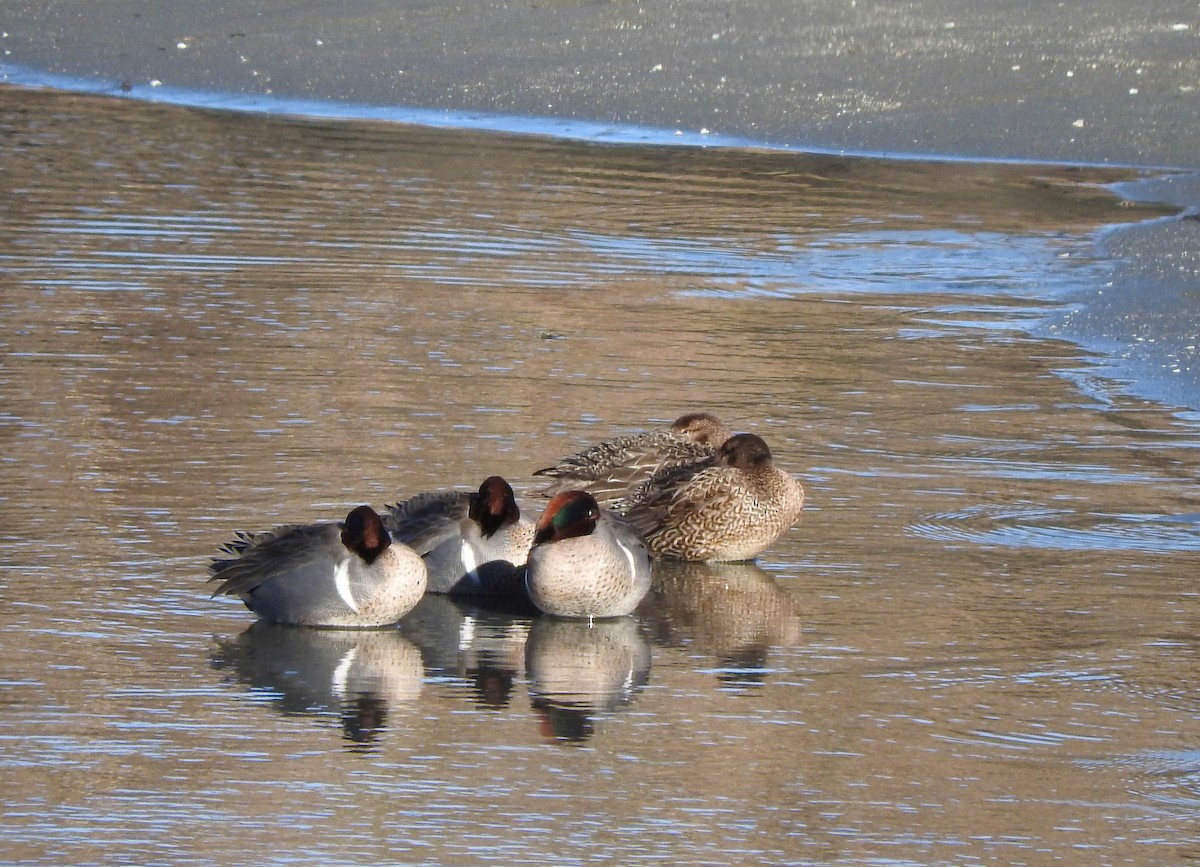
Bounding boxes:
[211,621,424,751]
[525,616,652,744]
[397,593,535,708]
[645,560,803,689]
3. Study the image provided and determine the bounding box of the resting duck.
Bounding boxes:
[209,505,427,627]
[622,433,804,562]
[384,475,534,596]
[532,412,732,506]
[525,490,651,619]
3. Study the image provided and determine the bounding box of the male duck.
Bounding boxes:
[525,490,651,619]
[209,505,427,627]
[622,433,805,562]
[533,411,732,506]
[384,475,534,596]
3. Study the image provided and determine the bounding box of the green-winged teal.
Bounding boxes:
[526,490,652,619]
[622,433,804,562]
[209,505,427,627]
[384,475,534,596]
[533,411,732,506]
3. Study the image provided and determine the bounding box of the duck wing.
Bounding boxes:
[383,491,472,555]
[208,522,339,597]
[621,463,742,537]
[536,433,716,504]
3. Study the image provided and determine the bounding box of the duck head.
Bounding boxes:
[534,490,601,545]
[341,505,392,565]
[718,433,773,470]
[671,411,732,446]
[468,475,522,538]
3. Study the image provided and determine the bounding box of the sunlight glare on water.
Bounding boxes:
[1,85,1199,865]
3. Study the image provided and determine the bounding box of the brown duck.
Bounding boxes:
[532,411,732,506]
[621,433,804,562]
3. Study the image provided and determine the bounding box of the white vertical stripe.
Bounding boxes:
[615,538,639,579]
[460,540,480,579]
[334,557,359,612]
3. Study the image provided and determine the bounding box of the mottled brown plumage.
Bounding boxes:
[532,412,732,506]
[622,433,805,562]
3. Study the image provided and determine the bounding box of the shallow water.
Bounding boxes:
[2,85,1200,865]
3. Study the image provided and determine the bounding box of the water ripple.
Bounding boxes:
[909,504,1200,552]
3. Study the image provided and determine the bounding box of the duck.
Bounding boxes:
[525,490,652,619]
[209,505,427,627]
[383,475,535,596]
[621,433,805,562]
[532,412,733,507]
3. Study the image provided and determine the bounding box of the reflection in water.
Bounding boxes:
[398,594,535,708]
[211,622,423,750]
[645,561,803,690]
[525,616,652,743]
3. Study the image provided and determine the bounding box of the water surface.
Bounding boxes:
[2,86,1199,865]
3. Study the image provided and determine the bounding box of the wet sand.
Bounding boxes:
[3,0,1199,168]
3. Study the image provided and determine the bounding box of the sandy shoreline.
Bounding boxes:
[2,0,1199,169]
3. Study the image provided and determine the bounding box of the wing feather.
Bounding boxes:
[383,490,472,555]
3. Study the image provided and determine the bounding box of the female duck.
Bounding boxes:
[209,505,427,627]
[533,411,732,506]
[384,475,534,596]
[526,490,651,619]
[622,433,805,562]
